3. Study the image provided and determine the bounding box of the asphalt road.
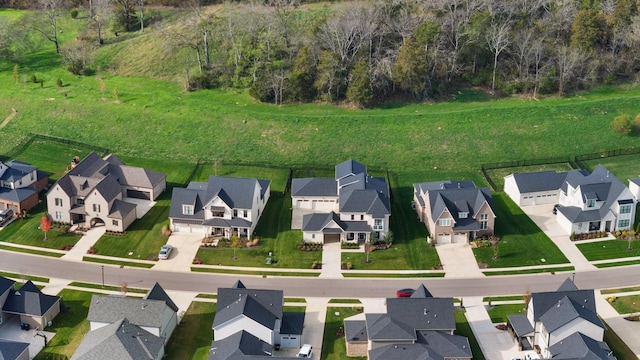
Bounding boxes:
[3,250,640,297]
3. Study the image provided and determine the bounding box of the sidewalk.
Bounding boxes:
[61,227,106,261]
[463,297,520,360]
[595,291,640,358]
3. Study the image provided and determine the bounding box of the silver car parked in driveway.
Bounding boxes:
[158,244,173,260]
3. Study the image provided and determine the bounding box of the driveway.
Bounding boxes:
[122,197,156,219]
[436,243,483,278]
[151,233,203,272]
[519,203,595,271]
[291,208,314,229]
[0,315,55,360]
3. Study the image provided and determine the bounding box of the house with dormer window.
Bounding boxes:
[413,180,495,244]
[504,165,635,235]
[292,159,390,244]
[0,160,49,214]
[169,176,270,239]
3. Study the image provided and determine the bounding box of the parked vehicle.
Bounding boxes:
[0,209,14,225]
[297,344,313,358]
[396,288,415,297]
[158,244,173,260]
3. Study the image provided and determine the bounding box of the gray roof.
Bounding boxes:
[507,314,534,337]
[108,164,165,189]
[0,160,36,183]
[549,332,616,360]
[508,169,587,193]
[344,319,368,342]
[214,286,283,330]
[280,312,305,335]
[558,278,579,292]
[2,281,59,317]
[539,296,603,333]
[368,330,472,360]
[71,318,165,360]
[301,212,371,233]
[414,181,493,226]
[386,297,455,331]
[108,199,137,220]
[87,295,171,328]
[146,283,178,313]
[0,340,29,360]
[531,288,597,323]
[208,331,300,360]
[411,284,433,298]
[0,187,38,203]
[365,313,416,341]
[291,178,337,197]
[335,159,367,180]
[0,276,15,296]
[629,177,640,186]
[169,176,270,222]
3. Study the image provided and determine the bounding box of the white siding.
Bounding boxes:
[503,175,521,205]
[548,318,604,347]
[46,186,72,224]
[214,316,273,345]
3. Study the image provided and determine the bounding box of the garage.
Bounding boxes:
[324,233,340,243]
[127,189,151,200]
[437,233,451,244]
[279,335,300,348]
[453,233,467,243]
[520,195,534,206]
[296,199,311,209]
[173,222,203,233]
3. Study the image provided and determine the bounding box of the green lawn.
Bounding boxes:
[582,153,640,180]
[601,286,640,295]
[321,307,366,360]
[7,140,92,181]
[577,239,640,261]
[483,266,575,276]
[608,295,640,315]
[603,320,638,360]
[474,193,570,267]
[165,302,216,360]
[455,308,486,360]
[486,304,527,323]
[34,290,94,360]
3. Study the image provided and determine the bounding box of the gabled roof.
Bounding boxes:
[2,281,60,317]
[339,187,390,217]
[539,296,604,333]
[415,181,493,225]
[507,169,588,193]
[0,187,38,203]
[108,199,137,220]
[87,295,173,328]
[344,316,368,342]
[530,289,596,322]
[108,164,165,189]
[214,286,283,330]
[410,284,433,298]
[232,280,246,289]
[302,212,347,232]
[0,160,36,183]
[549,332,616,360]
[386,297,455,331]
[0,340,29,360]
[280,312,305,335]
[557,278,579,292]
[168,187,207,220]
[291,178,337,197]
[209,331,302,360]
[335,159,367,180]
[71,318,165,360]
[365,313,416,341]
[145,283,178,313]
[368,330,472,360]
[0,276,16,296]
[507,314,534,337]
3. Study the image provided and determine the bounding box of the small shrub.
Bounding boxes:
[70,9,78,18]
[192,257,203,265]
[31,74,37,83]
[86,246,96,254]
[611,114,632,135]
[56,78,63,88]
[634,114,640,134]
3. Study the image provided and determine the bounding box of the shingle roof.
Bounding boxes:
[386,297,455,331]
[168,188,207,220]
[108,164,165,189]
[145,283,178,313]
[208,331,302,360]
[539,296,603,333]
[0,340,29,360]
[291,178,337,197]
[335,159,367,180]
[411,284,433,298]
[108,199,137,220]
[507,314,534,337]
[0,276,15,296]
[0,187,38,203]
[2,281,60,317]
[214,286,283,330]
[508,170,586,193]
[365,313,416,341]
[344,316,368,342]
[415,181,493,225]
[87,295,170,328]
[368,330,472,360]
[549,332,616,360]
[301,212,346,232]
[531,289,597,322]
[557,278,579,292]
[71,318,165,360]
[280,312,305,335]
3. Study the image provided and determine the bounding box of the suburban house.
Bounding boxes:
[46,152,166,232]
[0,277,61,331]
[506,278,613,359]
[71,318,166,360]
[0,160,49,214]
[169,176,271,239]
[343,284,472,360]
[0,339,29,360]
[413,180,495,244]
[628,177,640,201]
[292,159,390,244]
[209,280,305,360]
[86,283,178,342]
[504,165,636,234]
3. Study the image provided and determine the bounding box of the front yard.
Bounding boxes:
[164,301,216,360]
[576,239,640,261]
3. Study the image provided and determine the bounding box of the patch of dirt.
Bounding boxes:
[477,262,490,269]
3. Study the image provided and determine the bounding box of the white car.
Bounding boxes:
[297,344,313,358]
[158,244,173,260]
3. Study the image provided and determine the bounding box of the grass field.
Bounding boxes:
[164,302,216,360]
[34,290,94,360]
[609,295,640,315]
[321,307,366,360]
[484,163,574,191]
[576,239,640,261]
[486,304,527,323]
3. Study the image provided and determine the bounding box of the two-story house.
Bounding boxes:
[507,278,613,360]
[209,280,305,359]
[504,165,635,234]
[344,284,472,360]
[46,152,166,232]
[0,160,49,214]
[0,277,61,331]
[168,176,270,239]
[413,180,495,244]
[292,159,390,244]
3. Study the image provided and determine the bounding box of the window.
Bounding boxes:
[480,221,488,230]
[619,219,630,228]
[182,205,194,215]
[351,214,354,220]
[459,212,468,219]
[578,223,583,229]
[55,211,63,220]
[360,215,364,220]
[358,233,366,240]
[93,204,100,212]
[30,172,34,181]
[312,234,315,239]
[243,210,248,218]
[480,213,488,220]
[233,209,238,217]
[373,219,383,230]
[620,205,632,214]
[18,180,22,186]
[112,220,119,226]
[587,199,595,208]
[438,218,451,226]
[55,198,63,206]
[347,232,355,240]
[77,199,84,205]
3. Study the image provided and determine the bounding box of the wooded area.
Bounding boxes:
[2,0,640,107]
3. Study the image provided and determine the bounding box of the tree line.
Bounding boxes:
[3,0,640,107]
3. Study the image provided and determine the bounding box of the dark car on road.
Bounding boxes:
[396,288,414,297]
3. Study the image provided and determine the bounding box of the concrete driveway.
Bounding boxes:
[291,208,314,229]
[152,233,203,272]
[519,203,595,271]
[436,243,483,278]
[122,197,156,219]
[0,316,55,360]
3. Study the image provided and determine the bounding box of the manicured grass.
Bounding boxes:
[456,308,486,360]
[342,272,445,278]
[321,307,366,360]
[328,299,362,304]
[483,266,575,276]
[196,293,217,299]
[285,297,306,303]
[7,141,93,181]
[0,202,82,250]
[0,271,49,283]
[68,281,148,294]
[474,193,570,267]
[283,306,306,313]
[582,153,640,180]
[603,320,637,360]
[34,289,94,360]
[577,239,640,261]
[165,302,216,360]
[595,260,640,268]
[482,295,525,302]
[0,243,65,257]
[608,295,640,315]
[485,163,574,191]
[486,304,527,323]
[190,267,320,277]
[82,256,155,268]
[601,286,640,295]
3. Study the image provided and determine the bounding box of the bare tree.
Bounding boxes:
[485,16,512,92]
[138,0,144,32]
[32,0,66,53]
[90,0,112,44]
[555,44,584,96]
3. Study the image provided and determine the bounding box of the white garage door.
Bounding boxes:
[453,233,467,243]
[520,195,534,206]
[279,335,299,348]
[297,200,311,209]
[174,223,203,233]
[437,233,451,244]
